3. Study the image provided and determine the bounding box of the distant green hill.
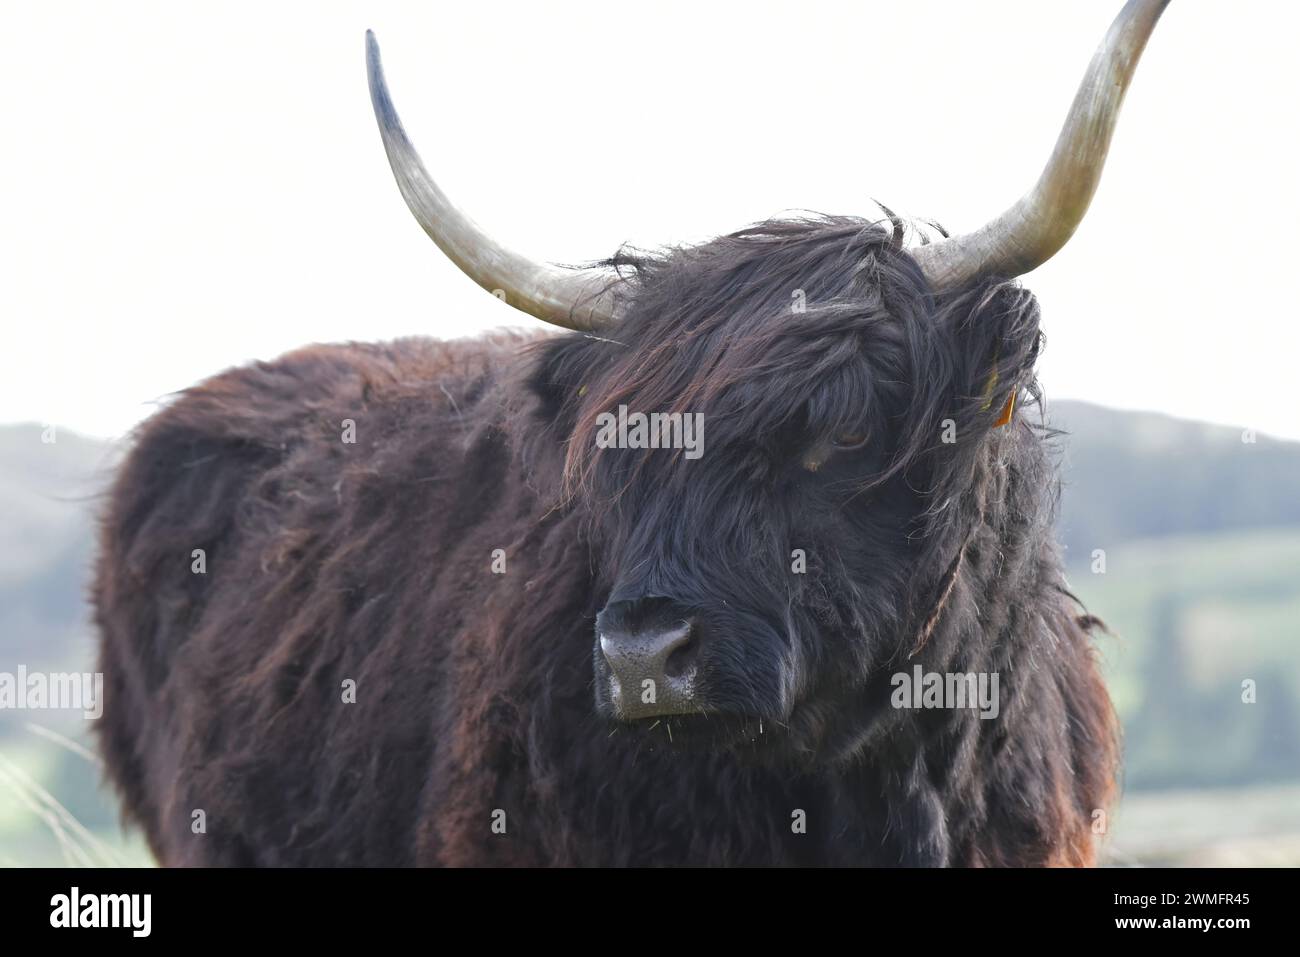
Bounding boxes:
[0,425,119,672]
[1048,400,1300,556]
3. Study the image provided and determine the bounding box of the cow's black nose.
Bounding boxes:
[599,615,701,719]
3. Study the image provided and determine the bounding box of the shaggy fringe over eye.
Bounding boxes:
[551,213,1043,531]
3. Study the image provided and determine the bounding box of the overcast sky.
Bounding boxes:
[3,1,1297,441]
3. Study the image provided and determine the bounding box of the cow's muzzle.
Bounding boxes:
[597,597,703,720]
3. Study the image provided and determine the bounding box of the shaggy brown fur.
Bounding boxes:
[94,217,1117,866]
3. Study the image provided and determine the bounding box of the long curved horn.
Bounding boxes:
[366,31,619,332]
[910,0,1171,292]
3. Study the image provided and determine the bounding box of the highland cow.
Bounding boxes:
[93,1,1171,866]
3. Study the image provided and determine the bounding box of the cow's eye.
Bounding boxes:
[831,432,869,451]
[801,432,872,472]
[800,429,873,470]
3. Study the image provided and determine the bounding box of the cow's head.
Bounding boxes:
[533,221,1042,758]
[365,1,1169,757]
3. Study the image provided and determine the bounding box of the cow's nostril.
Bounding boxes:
[664,633,698,679]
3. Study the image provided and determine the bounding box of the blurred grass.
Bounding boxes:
[1106,783,1300,867]
[0,736,152,867]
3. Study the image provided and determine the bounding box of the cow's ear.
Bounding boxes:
[939,281,1042,436]
[526,333,602,426]
[519,334,604,500]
